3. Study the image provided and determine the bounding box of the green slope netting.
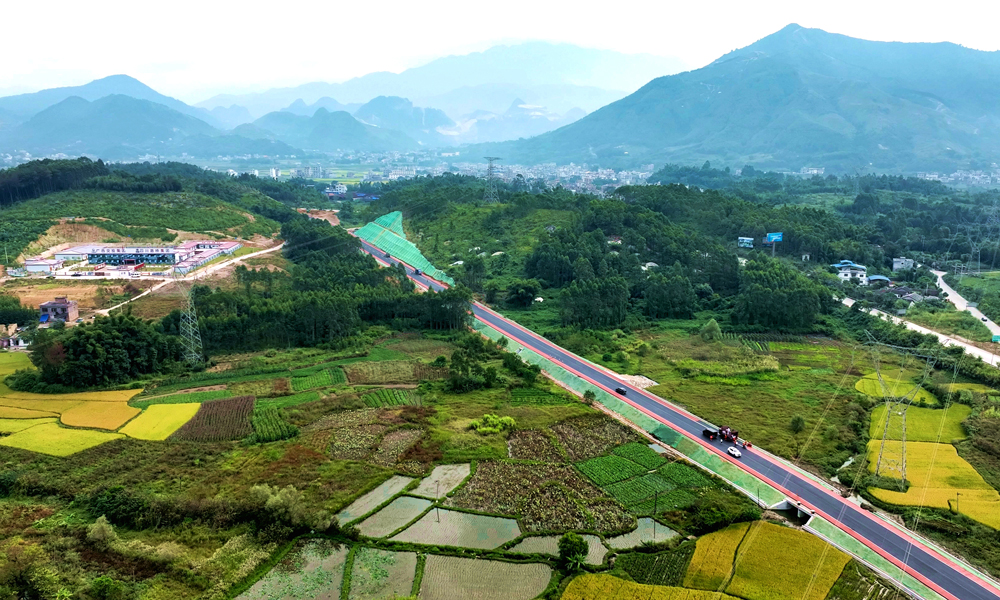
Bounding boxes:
[356,211,455,285]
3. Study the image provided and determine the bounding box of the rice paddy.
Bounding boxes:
[418,555,551,600]
[119,403,201,440]
[347,548,416,600]
[683,522,750,590]
[356,496,432,538]
[606,517,677,549]
[0,406,55,419]
[390,509,521,549]
[854,374,937,405]
[411,463,471,498]
[60,401,140,430]
[726,522,851,600]
[869,403,970,443]
[509,534,607,565]
[562,574,742,600]
[0,422,123,456]
[236,540,348,600]
[336,475,414,524]
[866,440,1000,528]
[0,417,57,432]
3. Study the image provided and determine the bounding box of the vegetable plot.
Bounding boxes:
[170,396,254,442]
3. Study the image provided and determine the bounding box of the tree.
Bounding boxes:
[572,256,595,281]
[583,390,597,405]
[645,273,697,319]
[505,279,541,308]
[700,318,722,342]
[557,532,588,570]
[790,415,806,435]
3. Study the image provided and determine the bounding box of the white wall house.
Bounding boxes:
[832,260,868,286]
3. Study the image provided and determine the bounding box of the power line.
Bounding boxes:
[483,157,501,204]
[172,270,204,367]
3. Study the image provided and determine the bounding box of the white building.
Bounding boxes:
[831,260,868,285]
[24,259,63,274]
[892,257,915,272]
[269,168,281,179]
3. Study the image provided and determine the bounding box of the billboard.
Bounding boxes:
[766,232,783,243]
[737,237,754,248]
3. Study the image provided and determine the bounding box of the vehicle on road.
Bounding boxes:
[71,273,81,277]
[385,252,391,258]
[414,269,421,276]
[718,425,739,442]
[703,428,718,440]
[614,387,627,395]
[983,317,988,322]
[727,446,742,458]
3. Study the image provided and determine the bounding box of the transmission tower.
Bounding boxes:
[172,271,204,367]
[483,156,501,203]
[868,338,937,487]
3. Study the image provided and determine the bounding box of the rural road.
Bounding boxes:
[357,237,1000,600]
[96,243,285,315]
[841,298,1000,367]
[933,271,1000,337]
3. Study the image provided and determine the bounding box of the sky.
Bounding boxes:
[5,0,999,103]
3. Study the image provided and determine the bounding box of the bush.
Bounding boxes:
[469,413,516,435]
[558,532,589,570]
[90,575,129,600]
[87,516,117,547]
[700,318,722,342]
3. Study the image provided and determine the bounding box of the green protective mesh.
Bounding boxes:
[356,211,455,285]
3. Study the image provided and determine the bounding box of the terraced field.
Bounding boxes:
[119,403,200,440]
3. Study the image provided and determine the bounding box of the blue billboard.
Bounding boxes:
[766,232,783,243]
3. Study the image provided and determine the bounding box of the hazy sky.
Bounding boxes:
[5,0,999,103]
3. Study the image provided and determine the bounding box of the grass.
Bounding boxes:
[119,404,200,440]
[683,522,750,590]
[0,352,31,377]
[0,422,123,456]
[59,402,140,430]
[562,574,742,600]
[726,522,851,600]
[866,440,1000,528]
[903,303,994,343]
[869,403,970,443]
[855,374,938,405]
[131,389,230,409]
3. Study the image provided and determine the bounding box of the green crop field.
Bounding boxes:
[248,407,299,443]
[254,391,321,409]
[617,543,697,587]
[131,390,230,409]
[577,455,649,486]
[869,403,970,443]
[855,374,938,405]
[613,442,668,469]
[604,472,676,507]
[509,387,574,406]
[361,388,415,408]
[291,369,332,391]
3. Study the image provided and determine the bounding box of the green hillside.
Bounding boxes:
[482,24,1000,172]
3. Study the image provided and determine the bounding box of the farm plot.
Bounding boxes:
[866,440,1000,528]
[411,463,471,498]
[683,522,750,590]
[869,403,970,443]
[507,429,564,462]
[356,496,432,538]
[60,401,140,430]
[1,388,142,403]
[577,455,648,486]
[248,407,299,443]
[0,417,57,433]
[855,374,937,405]
[291,370,332,392]
[562,574,742,600]
[237,539,348,600]
[509,534,607,565]
[336,475,414,524]
[447,460,632,532]
[348,548,417,600]
[551,415,639,460]
[604,472,676,508]
[119,403,200,440]
[509,388,574,406]
[726,522,850,600]
[418,555,551,600]
[606,517,676,549]
[329,423,386,460]
[0,423,123,456]
[229,378,289,398]
[131,389,229,409]
[617,543,697,587]
[0,352,31,376]
[344,360,444,384]
[361,388,415,407]
[613,442,668,469]
[169,396,254,442]
[256,391,321,410]
[0,406,56,419]
[391,509,521,549]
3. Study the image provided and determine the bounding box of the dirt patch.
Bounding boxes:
[616,374,658,389]
[307,210,340,227]
[508,430,564,462]
[144,385,226,399]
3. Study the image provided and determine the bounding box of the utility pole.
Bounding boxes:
[483,157,501,203]
[653,491,658,540]
[956,492,961,514]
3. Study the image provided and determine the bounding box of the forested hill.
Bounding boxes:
[478,24,1000,173]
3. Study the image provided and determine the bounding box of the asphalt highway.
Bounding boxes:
[358,238,1000,600]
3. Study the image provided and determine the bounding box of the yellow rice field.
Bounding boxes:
[1,388,142,403]
[0,422,123,456]
[60,402,141,430]
[120,403,200,440]
[0,397,84,413]
[726,522,850,600]
[855,374,937,405]
[0,406,56,419]
[944,382,996,395]
[0,352,31,376]
[869,404,970,443]
[683,522,749,590]
[562,574,742,600]
[867,440,1000,528]
[0,417,57,433]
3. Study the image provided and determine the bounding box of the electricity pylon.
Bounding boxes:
[483,157,501,203]
[172,270,204,367]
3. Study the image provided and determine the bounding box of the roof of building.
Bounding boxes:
[867,275,891,282]
[831,260,867,270]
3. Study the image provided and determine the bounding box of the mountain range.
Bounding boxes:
[479,25,1000,172]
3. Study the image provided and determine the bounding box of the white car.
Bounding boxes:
[727,446,742,459]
